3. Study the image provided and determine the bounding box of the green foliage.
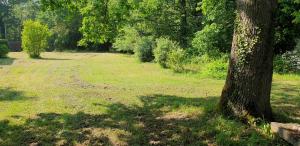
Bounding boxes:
[194,0,235,54]
[192,23,222,56]
[78,0,130,46]
[194,0,300,56]
[292,0,300,24]
[274,51,300,74]
[134,36,155,62]
[235,17,261,66]
[1,0,83,51]
[201,0,235,24]
[3,0,40,41]
[113,27,139,53]
[136,0,201,47]
[37,7,82,51]
[154,37,180,68]
[21,20,50,58]
[6,0,300,57]
[167,48,186,72]
[189,0,234,59]
[274,0,300,54]
[200,57,229,79]
[40,0,202,48]
[0,40,9,58]
[0,39,8,44]
[113,27,155,62]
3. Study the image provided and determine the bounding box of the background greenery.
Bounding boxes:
[0,0,300,75]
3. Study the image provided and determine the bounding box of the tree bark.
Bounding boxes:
[0,18,4,39]
[4,23,7,39]
[220,0,277,121]
[179,0,188,47]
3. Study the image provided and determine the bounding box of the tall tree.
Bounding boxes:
[220,0,277,121]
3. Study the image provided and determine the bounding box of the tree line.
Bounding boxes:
[0,0,299,53]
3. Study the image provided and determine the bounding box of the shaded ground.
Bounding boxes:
[0,57,15,66]
[272,81,300,123]
[0,94,278,146]
[0,52,298,145]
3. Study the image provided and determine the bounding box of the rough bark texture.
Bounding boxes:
[0,19,5,39]
[220,0,277,121]
[179,0,188,47]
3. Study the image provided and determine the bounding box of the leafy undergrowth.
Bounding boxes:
[0,52,298,145]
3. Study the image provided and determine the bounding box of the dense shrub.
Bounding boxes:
[167,49,186,72]
[113,27,140,54]
[0,44,9,58]
[134,36,155,62]
[0,39,8,45]
[154,37,180,68]
[200,56,229,79]
[200,54,229,79]
[0,40,9,58]
[22,20,50,58]
[274,51,300,73]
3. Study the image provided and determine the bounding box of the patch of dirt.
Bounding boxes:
[158,112,194,120]
[79,128,130,146]
[70,75,96,89]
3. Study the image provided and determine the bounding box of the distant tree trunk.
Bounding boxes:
[220,0,277,121]
[0,19,4,39]
[4,23,7,39]
[179,0,188,47]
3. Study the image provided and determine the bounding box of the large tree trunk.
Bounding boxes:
[220,0,277,121]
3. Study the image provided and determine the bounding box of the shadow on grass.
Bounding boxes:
[271,83,300,123]
[0,58,15,65]
[0,95,281,145]
[0,88,35,101]
[39,58,72,61]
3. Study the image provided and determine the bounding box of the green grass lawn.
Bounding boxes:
[0,52,299,145]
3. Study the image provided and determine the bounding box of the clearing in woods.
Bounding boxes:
[0,52,299,145]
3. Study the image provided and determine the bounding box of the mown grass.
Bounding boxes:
[0,52,298,145]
